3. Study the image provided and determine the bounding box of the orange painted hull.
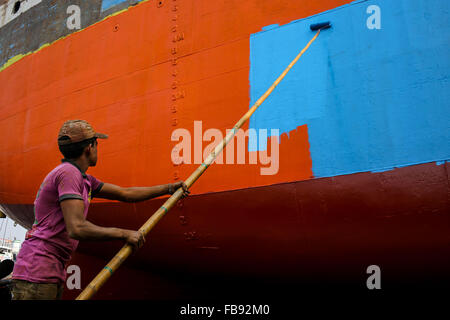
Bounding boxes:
[0,0,353,202]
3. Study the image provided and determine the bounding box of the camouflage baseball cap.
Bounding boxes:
[58,120,108,146]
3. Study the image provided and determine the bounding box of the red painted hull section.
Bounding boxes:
[60,161,449,299]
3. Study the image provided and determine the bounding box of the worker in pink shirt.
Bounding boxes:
[12,120,189,300]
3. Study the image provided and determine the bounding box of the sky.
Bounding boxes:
[0,217,27,243]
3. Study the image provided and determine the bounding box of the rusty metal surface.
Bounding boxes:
[0,0,143,68]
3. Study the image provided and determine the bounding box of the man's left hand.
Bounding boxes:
[168,181,190,198]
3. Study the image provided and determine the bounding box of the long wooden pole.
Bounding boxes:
[76,28,323,300]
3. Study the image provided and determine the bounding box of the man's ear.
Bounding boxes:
[84,145,92,156]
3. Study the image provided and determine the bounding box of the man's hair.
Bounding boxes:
[58,137,97,159]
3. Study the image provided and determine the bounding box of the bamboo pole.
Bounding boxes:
[76,28,323,300]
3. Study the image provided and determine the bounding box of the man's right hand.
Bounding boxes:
[123,230,145,250]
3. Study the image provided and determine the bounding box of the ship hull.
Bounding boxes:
[1,0,449,300]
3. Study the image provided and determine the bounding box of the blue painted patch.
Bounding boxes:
[101,0,138,12]
[371,167,393,173]
[262,24,279,31]
[249,0,450,178]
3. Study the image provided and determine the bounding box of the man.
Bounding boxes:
[11,120,189,300]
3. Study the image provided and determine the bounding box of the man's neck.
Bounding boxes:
[69,158,89,174]
[74,159,89,173]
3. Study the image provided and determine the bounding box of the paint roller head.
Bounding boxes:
[310,22,331,31]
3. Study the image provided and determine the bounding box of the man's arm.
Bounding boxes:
[61,199,144,249]
[96,181,189,202]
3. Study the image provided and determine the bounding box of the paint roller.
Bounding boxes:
[310,21,332,31]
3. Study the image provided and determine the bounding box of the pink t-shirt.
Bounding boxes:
[12,160,103,284]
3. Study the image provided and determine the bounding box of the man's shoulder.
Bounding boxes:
[47,162,83,181]
[86,173,103,185]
